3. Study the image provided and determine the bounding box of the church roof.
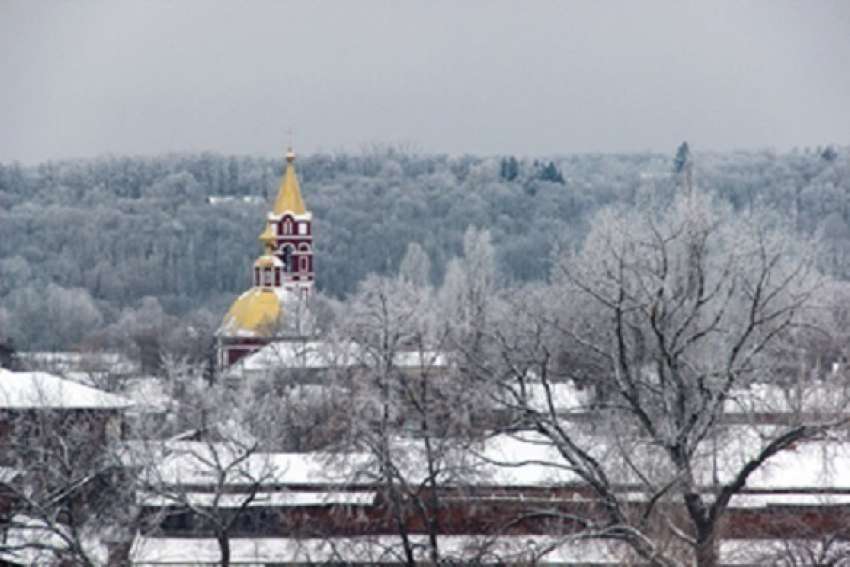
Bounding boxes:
[272,151,306,216]
[254,254,282,268]
[219,288,285,338]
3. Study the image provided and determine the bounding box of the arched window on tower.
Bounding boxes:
[282,247,295,273]
[282,220,293,235]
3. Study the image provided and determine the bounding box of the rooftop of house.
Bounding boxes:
[125,428,850,494]
[0,369,134,410]
[129,535,630,565]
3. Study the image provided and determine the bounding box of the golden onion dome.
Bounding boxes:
[219,288,282,337]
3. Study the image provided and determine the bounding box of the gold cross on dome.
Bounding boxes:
[286,128,296,152]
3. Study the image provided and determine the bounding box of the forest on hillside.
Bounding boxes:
[1,144,848,352]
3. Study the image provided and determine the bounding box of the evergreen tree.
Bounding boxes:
[821,145,838,163]
[673,141,694,194]
[539,161,564,184]
[673,141,692,174]
[500,156,519,181]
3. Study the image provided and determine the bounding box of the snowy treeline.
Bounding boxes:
[1,145,848,351]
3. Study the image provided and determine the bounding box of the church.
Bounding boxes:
[216,149,315,368]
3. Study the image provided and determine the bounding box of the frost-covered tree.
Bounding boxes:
[399,242,432,288]
[329,273,483,565]
[440,227,497,356]
[3,284,103,351]
[475,189,848,566]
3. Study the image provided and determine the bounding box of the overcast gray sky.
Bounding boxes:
[2,0,848,164]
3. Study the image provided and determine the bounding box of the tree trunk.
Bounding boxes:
[695,530,718,567]
[217,531,230,567]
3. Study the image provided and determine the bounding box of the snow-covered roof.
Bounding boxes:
[493,382,591,414]
[0,369,134,410]
[132,428,850,495]
[720,539,850,565]
[134,441,373,487]
[743,438,850,490]
[19,351,137,375]
[235,340,352,371]
[730,492,850,507]
[233,340,448,373]
[139,490,376,508]
[473,433,580,486]
[129,535,631,564]
[135,433,583,491]
[494,381,850,418]
[120,377,178,413]
[724,382,850,416]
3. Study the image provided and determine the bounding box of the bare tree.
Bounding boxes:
[328,273,485,565]
[131,366,278,567]
[472,190,848,566]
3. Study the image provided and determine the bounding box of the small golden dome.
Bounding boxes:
[254,255,279,268]
[259,223,276,247]
[219,288,282,337]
